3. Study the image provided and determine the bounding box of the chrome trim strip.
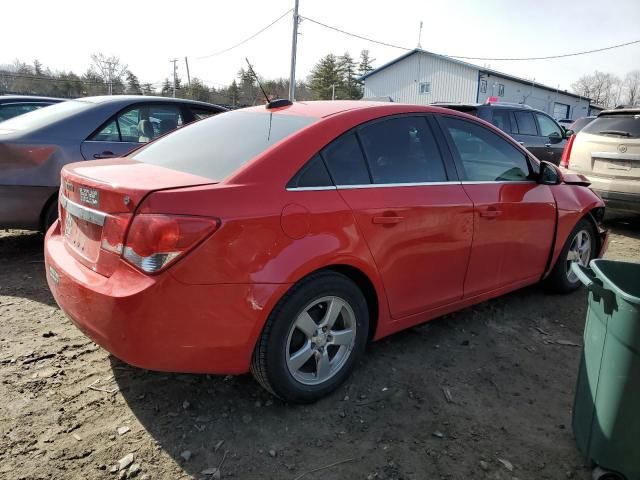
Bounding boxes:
[460,180,537,185]
[337,181,460,190]
[286,186,338,192]
[592,152,640,161]
[60,195,106,226]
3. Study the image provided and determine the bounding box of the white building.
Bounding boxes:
[361,49,595,120]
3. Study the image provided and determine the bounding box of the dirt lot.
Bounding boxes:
[1,215,638,480]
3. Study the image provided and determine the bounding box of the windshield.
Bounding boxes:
[132,110,318,180]
[582,114,640,138]
[0,100,91,132]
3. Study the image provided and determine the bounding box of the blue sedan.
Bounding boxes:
[0,95,225,230]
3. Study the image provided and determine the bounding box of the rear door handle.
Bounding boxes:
[93,151,115,159]
[545,143,552,147]
[372,216,405,224]
[479,207,502,218]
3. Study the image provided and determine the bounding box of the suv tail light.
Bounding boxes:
[122,214,218,273]
[560,134,576,168]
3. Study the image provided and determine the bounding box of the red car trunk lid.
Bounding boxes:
[59,159,216,276]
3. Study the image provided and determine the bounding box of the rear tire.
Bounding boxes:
[251,271,369,403]
[545,218,597,293]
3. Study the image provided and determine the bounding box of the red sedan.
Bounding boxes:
[45,101,607,402]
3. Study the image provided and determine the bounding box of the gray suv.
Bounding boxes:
[436,102,569,165]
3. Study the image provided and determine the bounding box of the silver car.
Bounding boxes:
[0,96,225,230]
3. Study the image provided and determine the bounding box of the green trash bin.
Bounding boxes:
[571,260,640,480]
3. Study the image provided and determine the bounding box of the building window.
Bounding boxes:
[419,82,431,95]
[498,84,505,97]
[480,79,487,93]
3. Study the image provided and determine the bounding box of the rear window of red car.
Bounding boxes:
[131,110,317,180]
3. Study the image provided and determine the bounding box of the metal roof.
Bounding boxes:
[359,49,591,102]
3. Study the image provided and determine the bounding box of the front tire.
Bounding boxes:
[251,271,369,403]
[545,218,597,293]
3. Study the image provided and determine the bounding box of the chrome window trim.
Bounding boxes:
[591,152,640,161]
[60,195,106,226]
[286,180,538,191]
[285,186,338,192]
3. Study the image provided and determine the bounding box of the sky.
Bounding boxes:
[1,0,639,93]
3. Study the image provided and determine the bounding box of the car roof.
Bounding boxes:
[241,100,459,118]
[598,108,640,116]
[0,94,65,103]
[75,95,226,110]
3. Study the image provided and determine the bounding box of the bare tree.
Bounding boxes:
[571,71,621,108]
[90,53,128,95]
[624,70,640,105]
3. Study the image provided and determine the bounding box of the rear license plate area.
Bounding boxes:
[64,212,101,262]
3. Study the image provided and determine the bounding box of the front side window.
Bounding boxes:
[90,104,184,143]
[133,110,317,180]
[440,116,531,182]
[321,133,371,186]
[513,111,538,136]
[536,113,563,138]
[358,116,447,184]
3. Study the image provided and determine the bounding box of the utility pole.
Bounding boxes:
[170,58,178,97]
[184,57,191,87]
[288,0,300,101]
[331,84,336,100]
[105,60,116,95]
[417,21,423,49]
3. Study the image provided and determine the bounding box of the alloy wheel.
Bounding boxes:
[566,229,592,283]
[285,296,357,386]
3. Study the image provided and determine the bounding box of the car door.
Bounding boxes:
[81,103,184,160]
[512,110,550,161]
[435,114,556,297]
[322,115,474,319]
[535,112,566,165]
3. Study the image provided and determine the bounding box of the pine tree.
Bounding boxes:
[309,54,343,100]
[338,52,362,99]
[358,50,375,78]
[228,80,240,106]
[161,78,172,96]
[141,83,153,95]
[126,71,142,94]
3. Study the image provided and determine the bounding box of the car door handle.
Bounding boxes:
[479,208,502,218]
[93,151,115,159]
[545,143,552,147]
[372,216,405,224]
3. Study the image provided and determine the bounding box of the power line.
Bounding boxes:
[195,9,292,59]
[301,15,640,61]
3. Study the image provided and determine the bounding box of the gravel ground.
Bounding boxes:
[1,214,638,480]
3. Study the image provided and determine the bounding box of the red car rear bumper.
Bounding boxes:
[44,221,289,374]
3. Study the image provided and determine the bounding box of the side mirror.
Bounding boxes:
[538,161,562,185]
[564,129,575,138]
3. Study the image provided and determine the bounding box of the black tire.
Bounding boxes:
[42,200,59,233]
[251,271,369,403]
[545,218,597,293]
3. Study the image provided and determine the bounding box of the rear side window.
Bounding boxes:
[491,110,513,133]
[287,154,332,188]
[321,133,371,186]
[440,116,531,182]
[358,116,447,183]
[132,110,317,180]
[513,111,538,136]
[582,114,640,138]
[0,102,51,121]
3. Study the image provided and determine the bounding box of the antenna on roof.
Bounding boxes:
[245,58,270,105]
[417,21,423,49]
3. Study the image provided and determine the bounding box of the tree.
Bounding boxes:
[358,50,375,78]
[141,83,154,96]
[338,52,362,99]
[184,78,210,102]
[228,80,240,106]
[89,53,128,95]
[571,71,621,108]
[161,78,172,96]
[309,54,342,100]
[623,70,640,105]
[125,71,142,95]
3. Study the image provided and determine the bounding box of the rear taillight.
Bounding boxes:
[101,214,132,254]
[560,134,576,168]
[122,214,218,273]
